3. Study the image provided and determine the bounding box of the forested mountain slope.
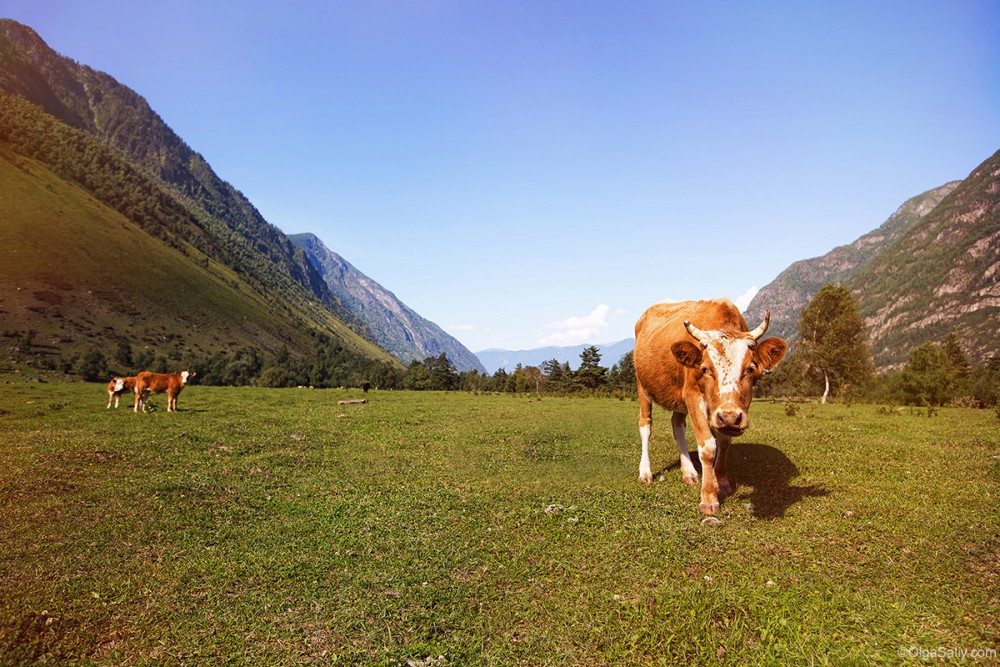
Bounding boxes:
[0,19,479,377]
[0,20,355,326]
[846,150,1000,368]
[0,19,397,373]
[743,182,959,344]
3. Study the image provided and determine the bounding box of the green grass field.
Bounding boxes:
[1,380,997,665]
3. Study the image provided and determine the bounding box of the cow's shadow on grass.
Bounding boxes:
[658,442,828,520]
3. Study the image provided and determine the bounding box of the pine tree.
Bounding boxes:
[941,333,971,378]
[574,346,607,391]
[429,353,458,390]
[900,343,955,406]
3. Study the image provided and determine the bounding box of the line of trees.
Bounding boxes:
[399,346,637,397]
[52,341,638,397]
[9,282,997,409]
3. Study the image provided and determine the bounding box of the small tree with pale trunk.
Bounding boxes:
[796,284,873,403]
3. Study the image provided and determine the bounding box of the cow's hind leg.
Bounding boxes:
[638,385,654,483]
[672,411,699,485]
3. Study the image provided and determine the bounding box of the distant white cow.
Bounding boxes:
[106,376,138,409]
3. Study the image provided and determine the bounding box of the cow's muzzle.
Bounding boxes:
[712,409,747,436]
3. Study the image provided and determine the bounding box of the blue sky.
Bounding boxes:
[5,1,999,352]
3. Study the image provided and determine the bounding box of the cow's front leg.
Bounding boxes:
[689,412,720,514]
[697,437,720,513]
[637,385,654,483]
[714,435,734,497]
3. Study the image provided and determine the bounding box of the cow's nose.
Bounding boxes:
[714,410,746,431]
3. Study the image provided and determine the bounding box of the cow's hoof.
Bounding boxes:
[682,474,699,486]
[639,472,653,484]
[699,502,720,515]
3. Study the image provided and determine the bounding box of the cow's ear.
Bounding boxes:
[671,342,703,369]
[754,338,788,370]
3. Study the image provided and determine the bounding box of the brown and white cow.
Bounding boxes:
[106,376,138,409]
[634,299,787,514]
[134,370,196,413]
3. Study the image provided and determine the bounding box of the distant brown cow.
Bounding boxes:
[106,376,137,409]
[134,370,195,413]
[634,299,787,514]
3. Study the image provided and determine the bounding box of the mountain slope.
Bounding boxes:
[0,144,339,363]
[475,339,634,375]
[846,150,1000,368]
[290,233,485,373]
[0,19,400,370]
[743,181,959,343]
[0,19,365,337]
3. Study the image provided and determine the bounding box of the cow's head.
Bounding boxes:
[181,370,196,385]
[671,312,787,436]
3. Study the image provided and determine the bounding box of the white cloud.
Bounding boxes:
[733,286,759,312]
[537,304,623,347]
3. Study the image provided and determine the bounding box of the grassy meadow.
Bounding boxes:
[1,379,997,665]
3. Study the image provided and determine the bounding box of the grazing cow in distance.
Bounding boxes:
[134,370,196,413]
[634,299,787,514]
[106,376,137,409]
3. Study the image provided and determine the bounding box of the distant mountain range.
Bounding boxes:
[290,233,485,373]
[745,151,998,368]
[475,339,634,375]
[0,19,479,375]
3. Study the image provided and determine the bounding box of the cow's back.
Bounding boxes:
[136,371,168,393]
[136,371,154,389]
[634,299,748,410]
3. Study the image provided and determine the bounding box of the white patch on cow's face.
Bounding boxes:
[181,371,190,385]
[114,379,125,392]
[705,337,753,397]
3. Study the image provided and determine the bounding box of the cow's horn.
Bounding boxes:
[684,320,710,345]
[749,311,771,340]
